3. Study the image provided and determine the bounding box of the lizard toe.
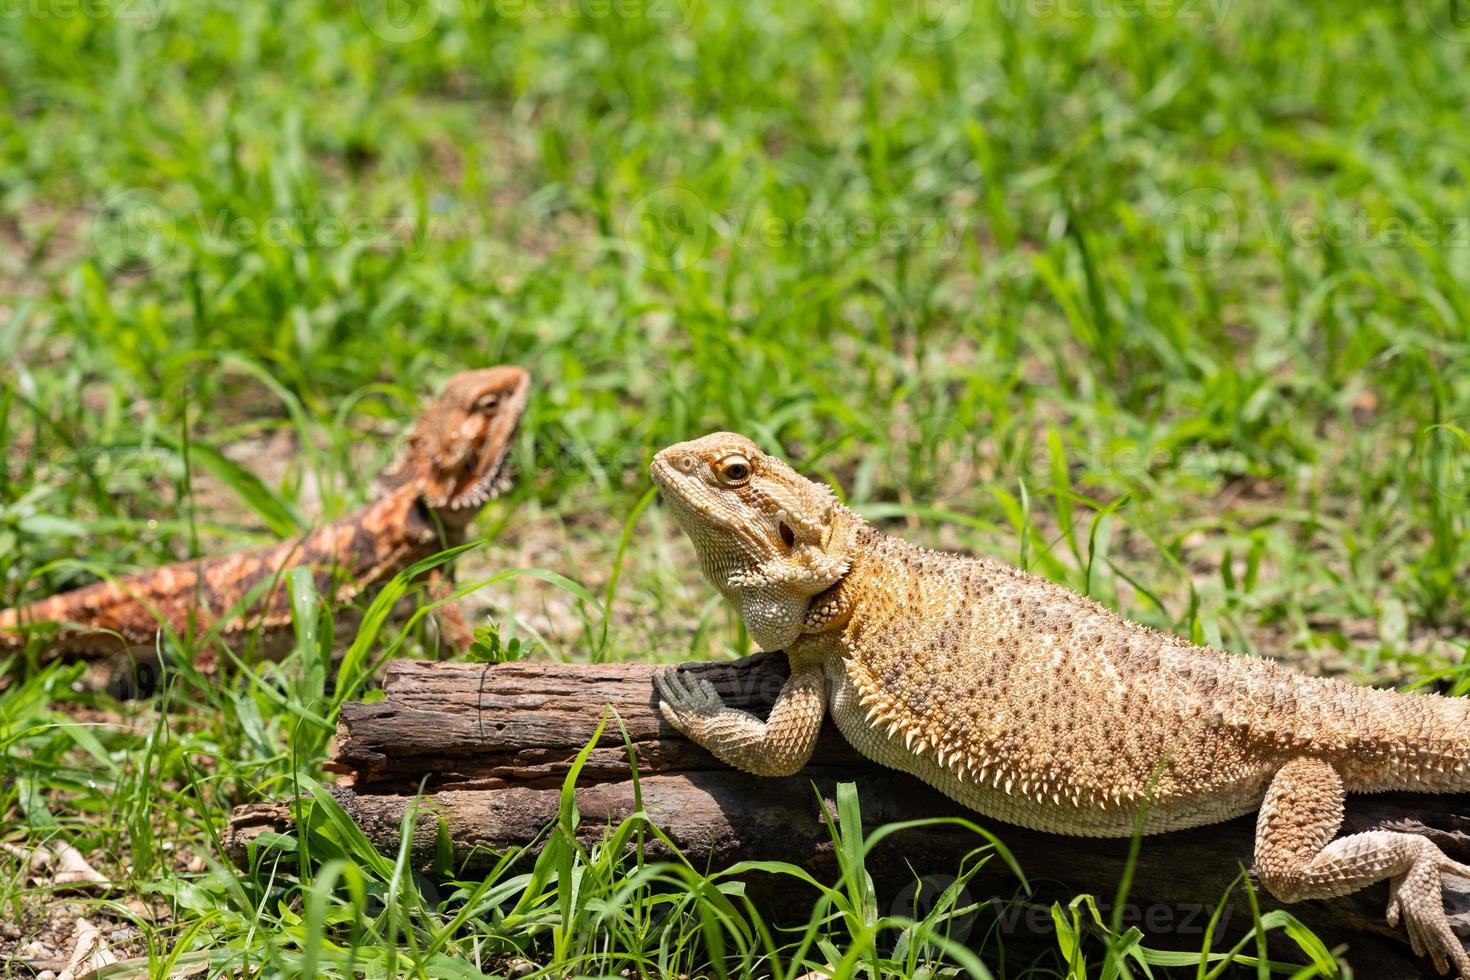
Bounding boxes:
[655,669,693,720]
[689,676,725,713]
[655,667,725,722]
[653,666,679,703]
[1386,860,1470,977]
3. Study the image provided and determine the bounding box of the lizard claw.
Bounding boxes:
[1385,856,1470,977]
[655,666,726,736]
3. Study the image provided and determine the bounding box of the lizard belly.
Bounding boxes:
[823,654,1269,837]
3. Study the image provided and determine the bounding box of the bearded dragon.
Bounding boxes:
[0,366,529,670]
[652,431,1470,976]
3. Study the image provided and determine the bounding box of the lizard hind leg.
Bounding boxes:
[1255,756,1470,976]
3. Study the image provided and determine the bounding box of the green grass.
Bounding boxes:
[3,0,1470,973]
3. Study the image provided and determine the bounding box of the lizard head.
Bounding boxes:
[651,431,854,650]
[379,365,530,524]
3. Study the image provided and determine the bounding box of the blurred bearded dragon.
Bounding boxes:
[652,431,1470,977]
[0,366,529,668]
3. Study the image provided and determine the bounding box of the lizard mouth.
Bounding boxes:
[446,411,522,513]
[649,456,702,518]
[447,455,512,511]
[648,455,678,494]
[442,371,530,515]
[649,455,786,562]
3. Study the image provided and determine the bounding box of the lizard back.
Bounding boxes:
[829,523,1470,835]
[0,488,448,660]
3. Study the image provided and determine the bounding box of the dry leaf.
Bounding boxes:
[57,918,117,980]
[0,841,51,874]
[50,842,108,889]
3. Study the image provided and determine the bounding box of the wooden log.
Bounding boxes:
[324,653,863,792]
[229,653,1470,978]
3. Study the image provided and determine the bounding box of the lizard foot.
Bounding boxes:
[652,660,825,777]
[654,666,727,738]
[1385,846,1470,976]
[1441,873,1470,934]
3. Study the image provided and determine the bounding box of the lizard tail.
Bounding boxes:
[1329,686,1470,794]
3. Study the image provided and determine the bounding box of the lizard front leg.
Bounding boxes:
[655,657,825,777]
[1256,756,1470,975]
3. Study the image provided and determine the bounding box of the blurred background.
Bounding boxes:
[3,0,1470,971]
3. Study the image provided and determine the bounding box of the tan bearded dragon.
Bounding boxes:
[652,431,1470,976]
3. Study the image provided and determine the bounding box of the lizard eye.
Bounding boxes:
[473,393,501,413]
[716,454,751,485]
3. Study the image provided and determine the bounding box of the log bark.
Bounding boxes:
[229,653,1470,978]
